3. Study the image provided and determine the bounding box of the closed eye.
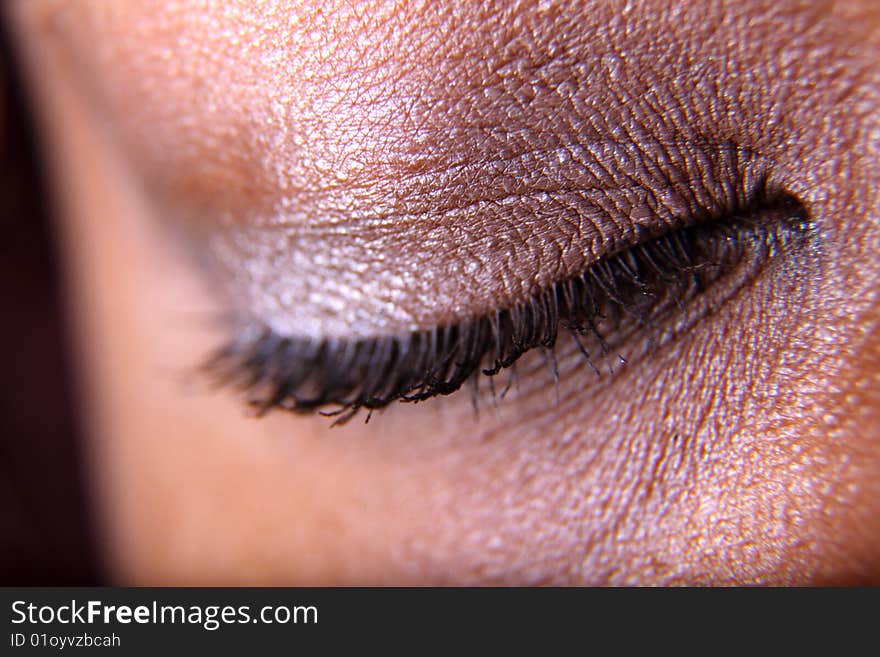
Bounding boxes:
[34,0,820,425]
[18,0,878,586]
[206,180,808,424]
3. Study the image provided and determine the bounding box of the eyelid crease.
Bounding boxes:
[205,185,809,424]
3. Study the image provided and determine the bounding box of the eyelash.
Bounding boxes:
[206,183,808,424]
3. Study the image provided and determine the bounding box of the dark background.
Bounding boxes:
[0,19,99,584]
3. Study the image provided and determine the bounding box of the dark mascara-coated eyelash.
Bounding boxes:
[206,183,808,424]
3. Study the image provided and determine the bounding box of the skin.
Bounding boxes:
[7,0,880,584]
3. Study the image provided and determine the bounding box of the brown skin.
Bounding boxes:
[8,0,880,584]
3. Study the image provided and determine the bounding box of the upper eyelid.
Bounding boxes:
[207,185,809,422]
[203,137,772,339]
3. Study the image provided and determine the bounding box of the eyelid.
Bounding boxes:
[204,137,772,339]
[207,187,809,422]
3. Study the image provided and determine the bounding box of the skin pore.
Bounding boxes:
[8,0,880,583]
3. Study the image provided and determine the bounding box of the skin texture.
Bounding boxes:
[8,0,880,583]
[22,0,873,336]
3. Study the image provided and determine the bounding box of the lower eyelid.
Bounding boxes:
[207,183,810,423]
